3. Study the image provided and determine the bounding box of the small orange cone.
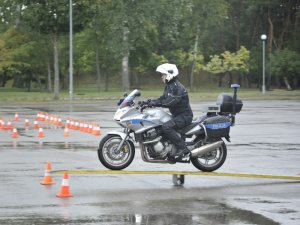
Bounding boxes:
[65,119,70,129]
[41,162,55,185]
[74,120,80,130]
[70,120,75,130]
[79,121,84,132]
[49,115,54,124]
[40,112,46,121]
[83,122,89,133]
[45,113,49,123]
[64,127,70,137]
[6,119,12,131]
[0,118,4,130]
[38,126,45,138]
[57,117,63,127]
[56,171,73,198]
[14,112,19,121]
[93,125,101,136]
[88,123,93,134]
[11,125,18,138]
[36,112,40,121]
[24,117,30,127]
[33,120,39,129]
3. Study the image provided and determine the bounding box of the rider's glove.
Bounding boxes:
[117,98,124,106]
[147,99,160,107]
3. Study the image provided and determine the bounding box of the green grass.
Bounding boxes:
[0,87,299,104]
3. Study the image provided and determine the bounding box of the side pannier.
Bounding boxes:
[203,115,231,139]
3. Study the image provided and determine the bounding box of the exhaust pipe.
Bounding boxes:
[191,141,223,158]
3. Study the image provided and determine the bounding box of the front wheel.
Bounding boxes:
[191,140,227,172]
[98,134,135,170]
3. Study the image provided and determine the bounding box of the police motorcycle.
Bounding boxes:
[97,84,243,171]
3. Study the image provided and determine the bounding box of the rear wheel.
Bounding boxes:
[191,140,227,172]
[98,134,135,170]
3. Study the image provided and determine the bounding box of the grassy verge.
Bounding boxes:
[0,87,299,104]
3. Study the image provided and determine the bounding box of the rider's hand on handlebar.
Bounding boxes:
[117,98,124,106]
[138,100,147,106]
[147,100,155,107]
[147,99,161,107]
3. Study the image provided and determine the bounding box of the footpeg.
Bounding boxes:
[167,155,190,163]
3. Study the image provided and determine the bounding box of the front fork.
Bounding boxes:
[115,128,130,152]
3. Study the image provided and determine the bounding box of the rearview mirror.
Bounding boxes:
[135,91,141,97]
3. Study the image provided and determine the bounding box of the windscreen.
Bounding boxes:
[119,89,140,109]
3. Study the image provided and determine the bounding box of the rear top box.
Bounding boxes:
[216,93,243,114]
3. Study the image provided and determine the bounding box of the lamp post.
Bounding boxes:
[261,34,267,94]
[69,0,73,101]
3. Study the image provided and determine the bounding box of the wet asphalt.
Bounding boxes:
[0,99,300,225]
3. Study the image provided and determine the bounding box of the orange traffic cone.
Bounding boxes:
[88,123,93,134]
[38,126,45,138]
[83,122,89,133]
[56,171,73,198]
[93,125,101,136]
[64,127,70,137]
[6,119,12,131]
[70,120,75,130]
[79,121,84,132]
[11,125,18,138]
[57,117,63,127]
[0,118,4,130]
[40,112,46,121]
[41,162,55,185]
[45,113,49,123]
[65,119,70,129]
[33,120,39,129]
[74,120,80,130]
[14,112,19,121]
[24,117,30,127]
[49,115,54,124]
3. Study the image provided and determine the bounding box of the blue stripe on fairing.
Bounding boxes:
[205,121,231,129]
[124,119,160,125]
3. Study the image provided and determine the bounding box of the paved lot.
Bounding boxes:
[0,99,300,225]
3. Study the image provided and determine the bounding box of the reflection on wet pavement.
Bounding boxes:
[0,198,280,225]
[0,142,97,151]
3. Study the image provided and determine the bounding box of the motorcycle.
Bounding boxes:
[97,84,243,172]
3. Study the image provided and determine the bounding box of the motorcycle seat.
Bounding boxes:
[178,115,207,134]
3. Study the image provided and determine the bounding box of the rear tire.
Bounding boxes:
[191,140,227,172]
[98,134,135,170]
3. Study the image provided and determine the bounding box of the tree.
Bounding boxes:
[0,27,31,88]
[19,0,90,99]
[204,46,249,87]
[268,48,300,89]
[1,0,299,92]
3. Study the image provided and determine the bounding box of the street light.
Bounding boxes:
[69,0,73,101]
[261,34,267,94]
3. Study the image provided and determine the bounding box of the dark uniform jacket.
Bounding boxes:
[152,78,193,118]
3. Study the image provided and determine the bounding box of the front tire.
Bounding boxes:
[98,134,135,170]
[191,140,227,172]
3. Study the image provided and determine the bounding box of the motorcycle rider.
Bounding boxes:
[147,63,193,159]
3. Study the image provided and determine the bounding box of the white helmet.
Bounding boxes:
[156,63,179,82]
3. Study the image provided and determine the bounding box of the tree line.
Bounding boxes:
[0,0,299,99]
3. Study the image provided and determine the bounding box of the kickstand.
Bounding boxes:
[172,174,185,186]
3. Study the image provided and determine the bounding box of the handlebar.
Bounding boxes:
[137,100,153,112]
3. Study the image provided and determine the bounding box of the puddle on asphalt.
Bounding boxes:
[0,198,280,225]
[0,209,280,225]
[0,141,97,151]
